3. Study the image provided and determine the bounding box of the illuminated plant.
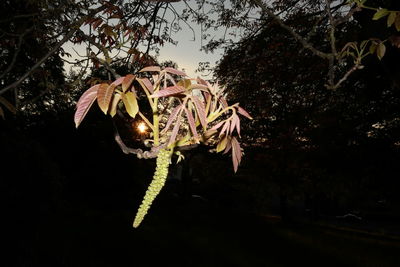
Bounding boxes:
[74,66,252,228]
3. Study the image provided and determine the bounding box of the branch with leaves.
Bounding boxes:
[74,66,252,227]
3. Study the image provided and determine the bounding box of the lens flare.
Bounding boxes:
[137,122,147,133]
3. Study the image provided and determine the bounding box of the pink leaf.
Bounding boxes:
[184,107,198,138]
[169,118,181,145]
[231,137,242,173]
[219,121,230,137]
[111,77,124,86]
[165,73,177,86]
[219,96,228,109]
[197,77,207,85]
[140,66,161,72]
[192,96,207,129]
[238,106,253,120]
[230,114,237,134]
[223,137,232,154]
[164,67,187,76]
[137,78,154,94]
[236,115,241,137]
[161,105,183,134]
[122,74,135,92]
[211,121,225,131]
[97,83,116,114]
[150,85,186,98]
[74,84,100,128]
[189,84,208,90]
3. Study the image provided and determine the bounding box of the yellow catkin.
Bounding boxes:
[133,148,173,228]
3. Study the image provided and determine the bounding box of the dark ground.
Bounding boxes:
[2,117,400,267]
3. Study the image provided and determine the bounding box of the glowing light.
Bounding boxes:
[137,122,147,133]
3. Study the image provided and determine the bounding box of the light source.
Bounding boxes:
[137,122,147,134]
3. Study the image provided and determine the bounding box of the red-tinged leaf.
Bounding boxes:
[184,107,198,138]
[231,137,242,173]
[137,78,154,93]
[236,115,241,137]
[219,96,228,108]
[150,85,186,98]
[111,76,124,86]
[161,105,182,133]
[223,137,232,154]
[197,77,207,85]
[122,74,135,92]
[122,91,139,118]
[74,84,100,128]
[164,67,187,76]
[219,121,230,136]
[189,84,208,90]
[192,96,207,129]
[237,106,253,120]
[169,118,181,145]
[109,93,122,117]
[230,114,238,134]
[211,121,225,131]
[92,19,103,30]
[165,73,177,86]
[139,66,161,72]
[97,83,115,114]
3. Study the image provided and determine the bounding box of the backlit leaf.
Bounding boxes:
[169,118,181,145]
[122,74,135,92]
[184,107,198,138]
[192,96,207,129]
[177,79,191,88]
[216,135,228,152]
[165,67,187,76]
[223,137,232,154]
[137,78,154,93]
[220,121,230,136]
[97,83,115,114]
[161,105,183,134]
[237,106,253,119]
[230,114,239,134]
[150,85,186,98]
[111,76,124,86]
[122,91,139,118]
[140,66,161,72]
[211,121,225,131]
[109,93,122,117]
[74,84,100,128]
[231,137,242,173]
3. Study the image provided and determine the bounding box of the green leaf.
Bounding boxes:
[395,13,400,31]
[216,135,228,153]
[387,12,396,27]
[377,42,386,60]
[122,91,139,118]
[373,9,389,20]
[369,42,378,54]
[109,93,122,117]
